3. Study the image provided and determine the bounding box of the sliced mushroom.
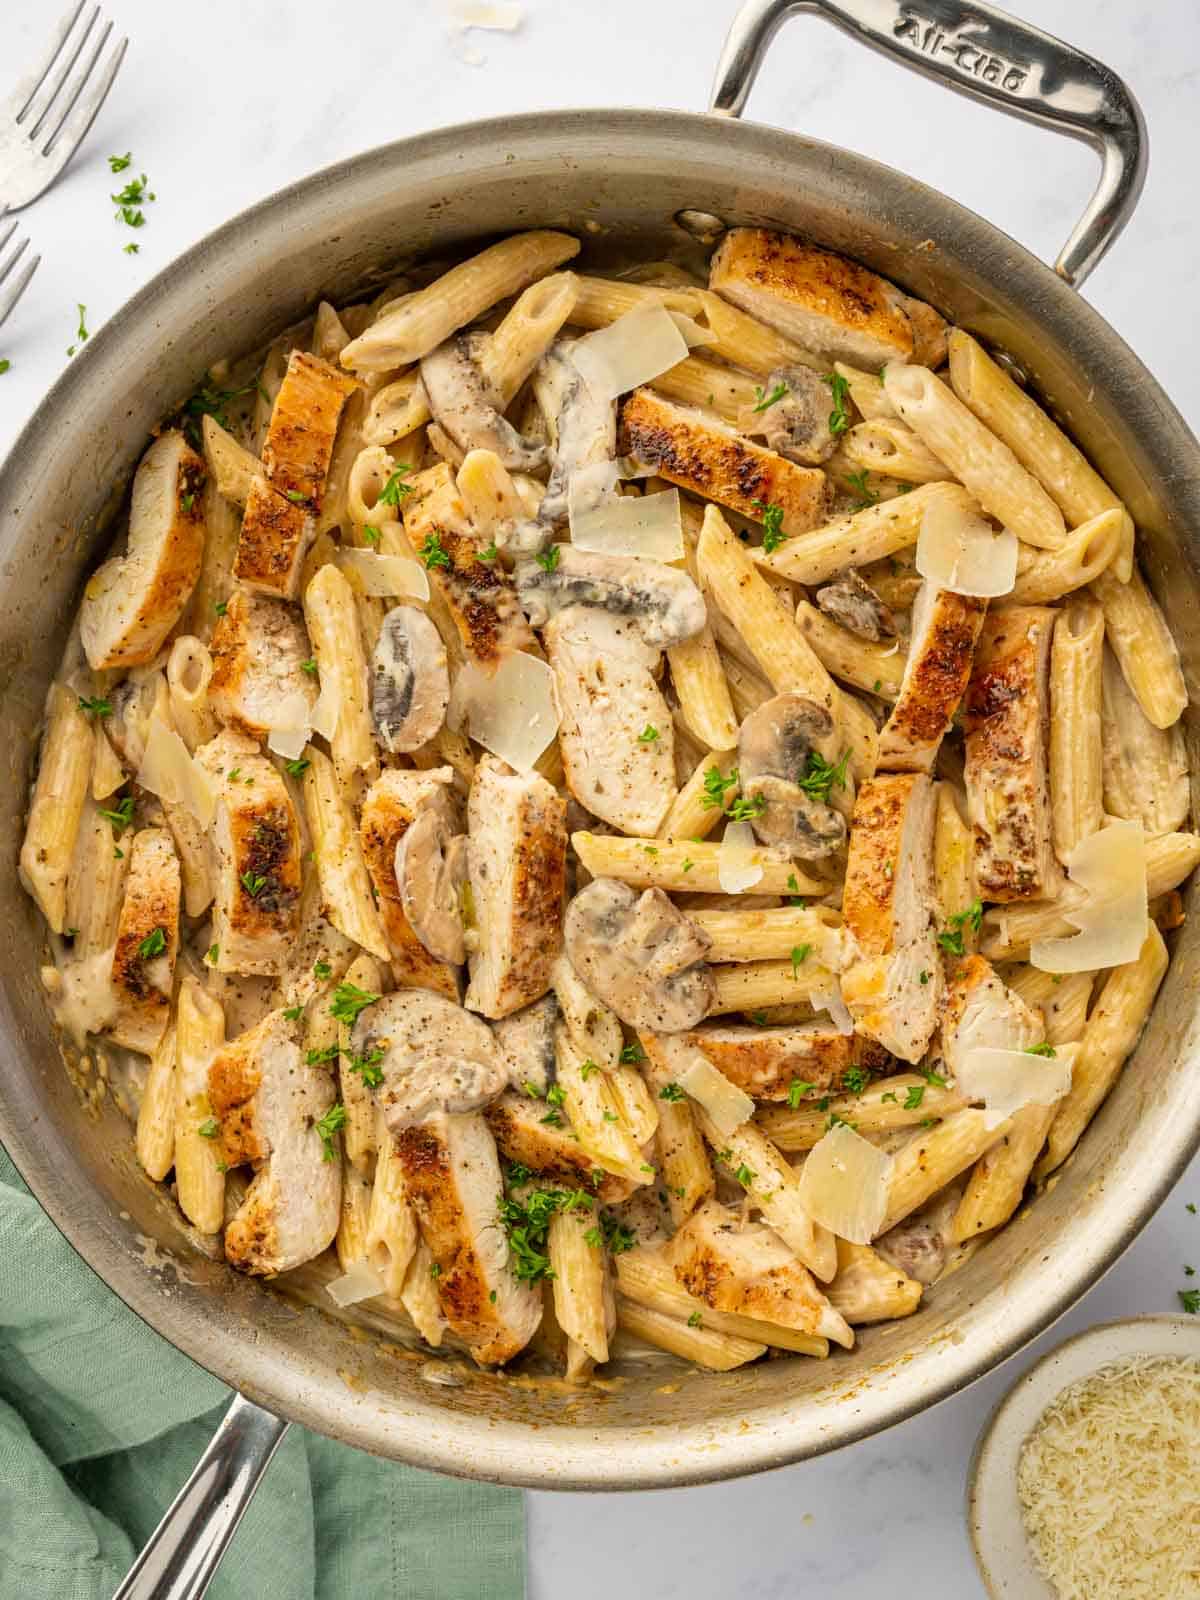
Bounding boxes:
[516,543,706,649]
[533,340,618,531]
[371,605,450,753]
[492,992,559,1095]
[815,570,897,642]
[737,693,847,861]
[350,989,508,1132]
[420,334,546,472]
[395,807,469,965]
[741,364,840,465]
[564,878,714,1033]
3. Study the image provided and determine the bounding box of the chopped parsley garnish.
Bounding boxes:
[420,533,452,570]
[749,1011,769,1026]
[1026,1042,1057,1058]
[99,796,135,836]
[123,242,139,255]
[687,1310,703,1328]
[842,1065,869,1095]
[284,757,310,778]
[240,870,267,898]
[206,944,220,964]
[619,1042,645,1065]
[734,1163,756,1188]
[579,1060,599,1080]
[306,1044,340,1065]
[534,544,561,572]
[378,464,413,506]
[181,379,256,448]
[601,1215,636,1254]
[283,1005,303,1021]
[637,725,660,743]
[0,359,9,376]
[300,657,318,675]
[181,492,195,512]
[682,858,694,874]
[137,927,167,960]
[950,899,984,934]
[937,928,965,957]
[108,152,133,173]
[844,468,878,509]
[701,765,740,809]
[198,1118,219,1139]
[540,1110,564,1127]
[314,1103,347,1161]
[430,1262,441,1279]
[78,695,112,718]
[522,1080,544,1099]
[790,944,812,979]
[797,749,850,803]
[329,981,379,1027]
[67,303,89,356]
[880,1091,898,1104]
[725,791,767,822]
[546,1084,566,1108]
[919,1066,949,1088]
[659,1083,686,1102]
[824,371,851,436]
[313,960,332,980]
[826,1112,856,1132]
[602,1110,618,1123]
[752,381,788,413]
[499,1186,590,1283]
[362,523,381,545]
[214,600,228,616]
[750,498,785,553]
[904,1084,925,1111]
[787,1078,813,1110]
[284,489,307,504]
[479,541,499,563]
[918,970,930,985]
[111,171,155,230]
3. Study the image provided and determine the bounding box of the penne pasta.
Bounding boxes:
[834,362,898,423]
[1008,507,1123,604]
[795,600,906,700]
[135,1024,177,1182]
[1004,967,1093,1047]
[1092,565,1187,729]
[758,1072,967,1152]
[840,418,949,485]
[549,1205,611,1366]
[20,684,93,934]
[825,1238,922,1325]
[303,562,380,804]
[571,829,825,898]
[201,413,259,508]
[615,1295,766,1371]
[1049,596,1105,863]
[615,1249,828,1355]
[708,960,838,1016]
[174,978,226,1235]
[336,1163,373,1272]
[1099,646,1190,836]
[651,354,760,423]
[365,1131,419,1298]
[657,749,736,843]
[303,749,391,961]
[759,481,971,586]
[338,953,385,1174]
[879,1109,1011,1235]
[687,905,842,967]
[166,636,218,753]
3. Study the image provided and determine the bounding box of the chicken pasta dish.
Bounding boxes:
[23,225,1196,1379]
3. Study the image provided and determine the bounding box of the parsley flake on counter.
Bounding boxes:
[67,302,89,356]
[108,152,132,173]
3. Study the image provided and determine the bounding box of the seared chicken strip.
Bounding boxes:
[259,350,358,513]
[841,773,942,1062]
[940,953,1042,1076]
[233,476,313,601]
[195,731,302,976]
[464,756,567,1020]
[963,606,1059,902]
[709,229,948,369]
[81,431,206,670]
[877,582,986,772]
[545,606,677,835]
[667,1199,853,1346]
[208,1007,340,1275]
[678,1020,861,1101]
[619,388,829,537]
[109,827,180,1055]
[485,1092,635,1204]
[359,767,461,999]
[208,587,317,739]
[564,878,713,1033]
[402,463,535,667]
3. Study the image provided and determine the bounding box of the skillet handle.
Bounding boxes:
[710,0,1146,288]
[111,1392,290,1600]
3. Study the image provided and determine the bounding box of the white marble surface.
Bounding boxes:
[2,1,1199,1595]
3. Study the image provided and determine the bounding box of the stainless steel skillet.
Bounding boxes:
[0,4,1195,1597]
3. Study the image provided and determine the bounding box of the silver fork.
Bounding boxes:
[0,207,40,330]
[0,3,128,211]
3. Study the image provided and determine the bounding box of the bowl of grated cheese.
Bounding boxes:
[968,1317,1200,1599]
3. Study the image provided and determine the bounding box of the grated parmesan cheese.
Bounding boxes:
[1017,1354,1200,1599]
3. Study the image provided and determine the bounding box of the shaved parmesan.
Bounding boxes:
[956,1043,1076,1129]
[1031,820,1147,973]
[811,980,854,1036]
[444,0,523,66]
[718,820,764,894]
[461,651,560,772]
[572,488,684,562]
[678,1052,754,1136]
[310,676,341,741]
[916,492,1017,597]
[137,717,215,828]
[266,691,315,762]
[797,1122,892,1244]
[566,459,620,523]
[326,1259,386,1307]
[337,547,429,601]
[570,305,690,403]
[667,311,717,349]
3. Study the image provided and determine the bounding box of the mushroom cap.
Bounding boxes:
[563,878,714,1033]
[350,990,506,1132]
[515,543,706,649]
[743,364,839,466]
[395,807,468,966]
[421,334,546,472]
[747,773,847,861]
[815,570,897,642]
[738,692,847,861]
[371,605,450,754]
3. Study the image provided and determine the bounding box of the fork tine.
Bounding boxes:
[0,237,30,293]
[41,34,127,169]
[6,2,86,122]
[23,5,99,140]
[0,215,15,257]
[0,249,41,331]
[39,17,113,153]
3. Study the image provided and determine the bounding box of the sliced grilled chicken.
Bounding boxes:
[421,334,546,471]
[709,229,948,369]
[394,1112,543,1365]
[259,350,358,513]
[232,474,313,601]
[534,339,617,531]
[485,1092,635,1204]
[109,827,180,1055]
[564,878,713,1033]
[619,388,829,536]
[195,731,303,976]
[841,773,942,1062]
[492,992,558,1094]
[877,582,986,772]
[739,363,840,465]
[81,431,206,670]
[545,606,677,835]
[516,543,707,649]
[464,756,567,1019]
[815,570,897,642]
[208,587,317,739]
[963,606,1059,902]
[351,989,507,1131]
[666,1199,853,1346]
[359,767,461,999]
[940,953,1042,1077]
[402,463,535,667]
[678,1020,858,1100]
[207,1007,340,1275]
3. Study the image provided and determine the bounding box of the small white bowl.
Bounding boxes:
[967,1315,1200,1597]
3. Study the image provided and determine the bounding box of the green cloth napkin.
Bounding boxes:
[0,1148,523,1600]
